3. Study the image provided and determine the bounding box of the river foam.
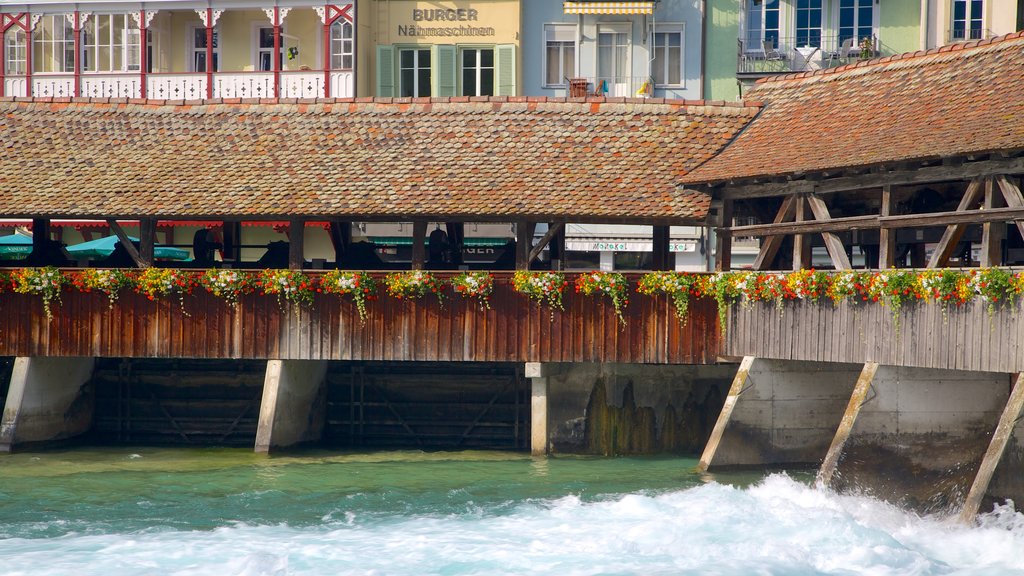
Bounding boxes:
[2,471,1023,576]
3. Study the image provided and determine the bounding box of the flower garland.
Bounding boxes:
[637,272,698,324]
[384,270,445,305]
[71,268,133,309]
[12,267,66,319]
[135,268,199,301]
[321,270,378,322]
[450,271,494,310]
[258,269,317,308]
[575,271,629,325]
[512,271,567,314]
[200,269,255,308]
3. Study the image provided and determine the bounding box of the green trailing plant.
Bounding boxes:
[512,271,567,316]
[12,266,66,320]
[384,270,445,305]
[257,269,316,308]
[637,272,698,324]
[321,270,378,323]
[575,271,629,325]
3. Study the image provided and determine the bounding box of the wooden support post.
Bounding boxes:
[981,177,1005,267]
[960,373,1024,523]
[752,196,797,270]
[927,178,984,268]
[698,356,754,472]
[715,199,733,271]
[816,361,878,488]
[995,176,1024,240]
[515,221,536,270]
[652,225,670,271]
[445,222,464,266]
[527,222,564,263]
[288,219,304,270]
[139,218,156,268]
[30,218,49,257]
[106,219,146,268]
[328,222,351,264]
[879,185,895,269]
[411,221,427,270]
[792,195,811,270]
[806,194,852,270]
[550,225,566,271]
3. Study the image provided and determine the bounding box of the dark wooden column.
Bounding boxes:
[981,177,1005,267]
[445,222,464,266]
[328,221,351,265]
[272,7,281,98]
[288,219,304,270]
[715,200,733,271]
[411,221,427,270]
[139,218,156,267]
[73,12,82,97]
[515,221,536,270]
[792,195,810,270]
[139,10,148,98]
[550,224,566,271]
[31,218,49,257]
[652,225,670,271]
[205,9,214,98]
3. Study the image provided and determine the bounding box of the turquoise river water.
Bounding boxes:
[1,448,1023,575]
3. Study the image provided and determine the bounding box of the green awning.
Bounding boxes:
[66,235,191,260]
[0,233,32,260]
[369,237,510,247]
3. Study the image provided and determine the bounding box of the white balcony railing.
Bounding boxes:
[2,70,354,100]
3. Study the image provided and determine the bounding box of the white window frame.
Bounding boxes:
[950,0,986,41]
[398,46,431,98]
[542,23,577,88]
[650,23,684,88]
[794,0,824,48]
[81,14,140,73]
[32,14,75,73]
[741,0,782,54]
[187,25,219,73]
[459,46,494,97]
[329,19,353,70]
[595,22,631,89]
[4,28,28,76]
[251,21,285,72]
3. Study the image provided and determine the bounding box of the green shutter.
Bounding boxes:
[496,44,517,96]
[376,45,395,97]
[432,45,457,97]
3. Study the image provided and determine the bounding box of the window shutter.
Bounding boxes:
[376,44,395,97]
[496,44,517,96]
[432,44,457,97]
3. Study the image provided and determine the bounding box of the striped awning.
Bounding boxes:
[563,1,655,15]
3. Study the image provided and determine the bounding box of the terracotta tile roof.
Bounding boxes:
[0,96,759,224]
[683,31,1024,185]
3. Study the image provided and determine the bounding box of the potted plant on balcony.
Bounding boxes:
[858,36,875,60]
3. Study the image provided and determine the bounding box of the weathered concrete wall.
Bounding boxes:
[0,356,95,451]
[990,417,1024,510]
[545,363,733,455]
[255,360,328,453]
[712,360,862,467]
[837,367,1011,510]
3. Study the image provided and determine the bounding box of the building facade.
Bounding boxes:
[521,0,703,99]
[704,0,1021,101]
[1,0,357,99]
[365,0,520,97]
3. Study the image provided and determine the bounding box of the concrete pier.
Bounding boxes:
[255,360,328,453]
[0,356,96,452]
[526,362,550,456]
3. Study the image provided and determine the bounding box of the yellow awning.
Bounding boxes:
[563,2,656,15]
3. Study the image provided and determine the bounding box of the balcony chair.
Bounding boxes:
[826,38,856,67]
[762,39,784,62]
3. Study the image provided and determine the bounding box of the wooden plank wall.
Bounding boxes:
[0,273,720,365]
[726,299,1023,373]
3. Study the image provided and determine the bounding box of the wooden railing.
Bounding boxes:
[0,272,720,364]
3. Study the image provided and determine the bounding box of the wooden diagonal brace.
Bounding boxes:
[752,196,797,270]
[106,219,147,268]
[806,194,852,270]
[996,176,1024,240]
[528,222,565,263]
[927,178,984,268]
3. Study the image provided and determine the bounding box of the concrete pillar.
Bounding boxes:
[705,359,862,468]
[255,359,328,453]
[960,373,1024,522]
[526,362,549,456]
[0,356,95,452]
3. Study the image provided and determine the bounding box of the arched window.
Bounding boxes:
[330,20,353,70]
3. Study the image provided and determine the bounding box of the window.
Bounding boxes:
[32,15,74,73]
[190,26,219,72]
[744,0,780,51]
[795,0,823,48]
[952,0,984,40]
[651,25,683,86]
[839,0,875,46]
[330,20,353,69]
[597,25,629,95]
[4,28,27,75]
[461,48,494,96]
[82,14,140,72]
[256,26,283,71]
[399,48,430,97]
[544,24,575,87]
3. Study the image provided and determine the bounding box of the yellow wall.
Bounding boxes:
[373,0,520,46]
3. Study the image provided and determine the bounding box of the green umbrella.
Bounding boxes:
[0,233,32,260]
[66,235,191,261]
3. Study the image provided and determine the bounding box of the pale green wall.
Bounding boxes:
[879,0,920,56]
[704,0,740,101]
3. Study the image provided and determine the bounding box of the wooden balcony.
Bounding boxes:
[0,272,721,364]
